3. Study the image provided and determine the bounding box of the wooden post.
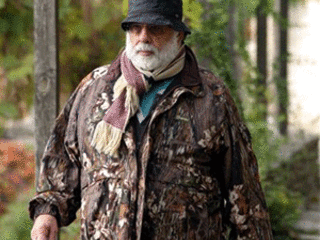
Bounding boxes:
[34,0,59,184]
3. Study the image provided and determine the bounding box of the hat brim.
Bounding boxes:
[121,12,191,35]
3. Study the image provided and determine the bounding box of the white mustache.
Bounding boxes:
[134,43,158,54]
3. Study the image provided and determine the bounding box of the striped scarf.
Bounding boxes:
[91,45,186,156]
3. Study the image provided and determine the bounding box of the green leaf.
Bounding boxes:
[23,0,34,8]
[2,55,19,69]
[59,0,73,20]
[0,0,5,8]
[11,15,25,35]
[183,0,203,30]
[122,0,129,16]
[0,18,9,33]
[0,102,19,118]
[93,7,112,30]
[73,24,91,40]
[239,0,260,14]
[7,65,33,82]
[7,54,33,82]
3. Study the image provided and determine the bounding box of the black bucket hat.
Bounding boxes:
[122,0,191,35]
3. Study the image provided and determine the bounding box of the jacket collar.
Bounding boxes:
[179,45,202,87]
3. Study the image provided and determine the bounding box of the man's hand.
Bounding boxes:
[31,214,59,240]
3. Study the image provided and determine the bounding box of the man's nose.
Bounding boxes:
[138,26,151,43]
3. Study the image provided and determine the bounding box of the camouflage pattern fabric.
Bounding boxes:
[29,47,273,240]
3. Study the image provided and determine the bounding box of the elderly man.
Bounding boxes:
[30,0,273,239]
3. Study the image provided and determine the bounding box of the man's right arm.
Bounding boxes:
[29,72,95,228]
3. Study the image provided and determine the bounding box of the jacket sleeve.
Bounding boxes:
[29,73,93,227]
[221,87,274,239]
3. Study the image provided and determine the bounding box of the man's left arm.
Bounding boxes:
[221,88,274,240]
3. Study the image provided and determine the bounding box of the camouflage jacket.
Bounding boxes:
[29,47,273,240]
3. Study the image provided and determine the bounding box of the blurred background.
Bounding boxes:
[0,0,319,239]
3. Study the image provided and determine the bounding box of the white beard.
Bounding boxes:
[125,32,181,71]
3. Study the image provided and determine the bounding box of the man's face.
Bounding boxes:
[125,23,184,71]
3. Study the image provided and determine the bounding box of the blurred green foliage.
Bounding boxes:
[58,0,125,95]
[0,189,34,240]
[247,119,304,238]
[0,0,34,136]
[186,0,235,97]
